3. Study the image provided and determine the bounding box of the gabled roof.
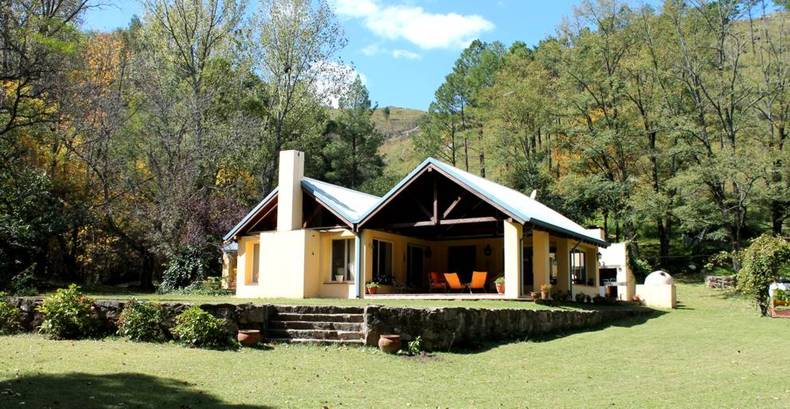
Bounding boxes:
[301,177,380,223]
[358,158,608,247]
[223,188,278,241]
[225,157,607,247]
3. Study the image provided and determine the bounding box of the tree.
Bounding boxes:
[320,76,384,189]
[254,0,347,193]
[736,234,790,316]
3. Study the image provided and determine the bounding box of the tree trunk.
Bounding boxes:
[478,126,485,177]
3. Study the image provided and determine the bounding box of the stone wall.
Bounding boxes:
[6,297,651,351]
[705,275,736,289]
[364,305,651,351]
[8,298,270,336]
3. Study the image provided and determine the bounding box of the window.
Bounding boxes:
[249,243,260,285]
[372,239,393,284]
[331,239,355,282]
[571,250,587,285]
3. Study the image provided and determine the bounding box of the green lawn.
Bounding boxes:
[82,292,575,311]
[2,283,789,408]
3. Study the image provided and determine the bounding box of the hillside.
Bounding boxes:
[371,106,425,177]
[371,106,424,139]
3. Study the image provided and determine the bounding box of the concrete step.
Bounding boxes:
[265,328,364,341]
[269,305,364,315]
[266,338,366,346]
[268,320,363,331]
[272,312,364,323]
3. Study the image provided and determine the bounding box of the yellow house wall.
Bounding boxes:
[503,220,522,298]
[234,229,319,298]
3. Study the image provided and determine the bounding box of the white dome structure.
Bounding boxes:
[645,270,673,286]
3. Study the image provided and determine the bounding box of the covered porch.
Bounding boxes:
[355,160,606,300]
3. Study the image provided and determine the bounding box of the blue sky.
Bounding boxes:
[83,0,591,110]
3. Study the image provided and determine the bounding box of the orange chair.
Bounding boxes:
[443,273,467,292]
[429,272,447,292]
[469,271,488,293]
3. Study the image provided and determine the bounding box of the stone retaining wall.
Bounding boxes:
[364,305,651,351]
[705,275,736,289]
[6,297,651,351]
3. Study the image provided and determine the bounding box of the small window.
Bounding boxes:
[331,239,355,282]
[372,239,393,284]
[250,243,260,284]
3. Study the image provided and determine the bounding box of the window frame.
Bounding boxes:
[330,238,355,282]
[249,242,260,285]
[372,239,394,284]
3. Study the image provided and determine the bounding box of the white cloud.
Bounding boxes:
[391,49,421,60]
[361,43,381,56]
[331,0,494,50]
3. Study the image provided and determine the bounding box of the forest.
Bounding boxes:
[1,0,787,294]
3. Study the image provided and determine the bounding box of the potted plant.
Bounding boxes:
[773,289,788,306]
[237,329,261,347]
[540,284,552,300]
[334,274,345,282]
[366,282,380,295]
[494,277,505,295]
[529,290,539,300]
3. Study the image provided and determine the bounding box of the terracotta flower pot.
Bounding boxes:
[237,329,261,347]
[541,291,549,300]
[495,283,505,295]
[378,334,401,354]
[367,287,378,295]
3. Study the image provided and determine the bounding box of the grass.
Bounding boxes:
[80,292,576,310]
[2,282,789,408]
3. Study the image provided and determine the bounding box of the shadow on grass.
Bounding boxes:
[0,372,271,409]
[447,308,666,354]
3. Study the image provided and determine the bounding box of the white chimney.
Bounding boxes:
[276,150,304,232]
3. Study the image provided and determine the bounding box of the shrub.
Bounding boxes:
[159,246,210,293]
[167,277,232,296]
[0,292,21,335]
[117,299,166,342]
[171,306,233,349]
[407,336,423,355]
[37,284,97,339]
[10,265,38,296]
[737,234,790,316]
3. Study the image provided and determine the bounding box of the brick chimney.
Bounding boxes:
[276,150,304,232]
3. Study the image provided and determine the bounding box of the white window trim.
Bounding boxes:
[331,238,355,283]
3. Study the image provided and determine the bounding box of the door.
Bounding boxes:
[406,245,425,290]
[448,245,476,283]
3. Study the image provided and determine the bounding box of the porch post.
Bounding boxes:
[585,246,599,294]
[354,232,362,298]
[532,230,550,291]
[503,220,522,298]
[556,238,570,293]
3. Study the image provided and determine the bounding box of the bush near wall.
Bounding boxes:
[172,306,236,349]
[117,299,167,342]
[37,284,98,339]
[0,292,22,335]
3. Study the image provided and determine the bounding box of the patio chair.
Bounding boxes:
[429,272,447,292]
[443,273,467,292]
[469,271,488,293]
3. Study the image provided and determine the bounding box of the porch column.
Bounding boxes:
[556,238,570,292]
[532,230,550,291]
[586,246,599,290]
[503,220,522,298]
[354,232,362,298]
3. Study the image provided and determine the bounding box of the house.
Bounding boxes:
[221,150,616,300]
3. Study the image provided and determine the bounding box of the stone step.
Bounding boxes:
[268,320,363,331]
[269,305,364,315]
[266,338,366,346]
[265,328,364,341]
[271,312,364,323]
